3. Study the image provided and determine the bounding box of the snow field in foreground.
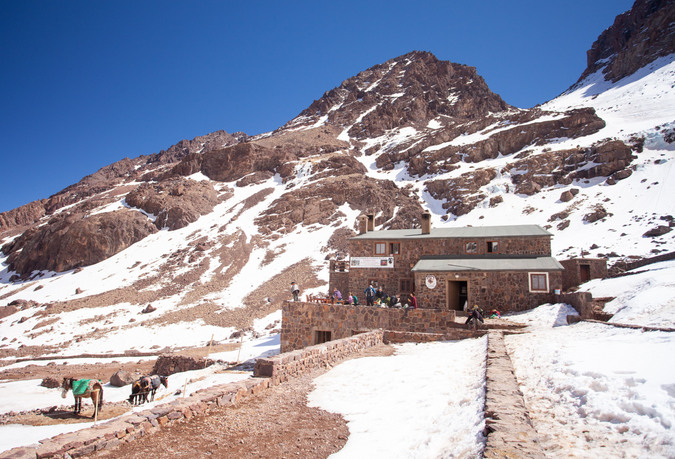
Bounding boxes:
[505,322,675,458]
[308,337,487,459]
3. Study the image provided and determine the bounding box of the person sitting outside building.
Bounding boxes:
[465,304,484,326]
[489,309,501,319]
[375,287,385,302]
[386,294,399,307]
[405,292,417,310]
[333,288,343,303]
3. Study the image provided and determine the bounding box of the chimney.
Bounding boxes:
[367,213,375,232]
[358,215,368,234]
[421,211,431,235]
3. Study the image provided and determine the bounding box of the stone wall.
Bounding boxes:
[281,301,459,352]
[560,258,607,291]
[384,329,485,343]
[558,291,613,320]
[254,330,383,382]
[414,270,562,313]
[152,355,215,376]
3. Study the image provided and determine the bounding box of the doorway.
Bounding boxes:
[580,264,591,283]
[446,280,468,311]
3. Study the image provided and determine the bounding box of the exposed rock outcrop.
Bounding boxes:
[125,178,220,230]
[3,210,158,276]
[0,200,47,233]
[579,0,675,83]
[284,51,510,139]
[256,175,425,235]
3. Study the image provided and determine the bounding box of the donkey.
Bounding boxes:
[128,377,151,405]
[129,375,168,405]
[147,375,169,402]
[61,377,103,416]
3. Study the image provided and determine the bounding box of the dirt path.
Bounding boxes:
[95,344,394,458]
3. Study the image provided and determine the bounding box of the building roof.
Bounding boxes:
[411,256,564,272]
[351,224,552,240]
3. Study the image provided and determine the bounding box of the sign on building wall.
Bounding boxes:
[350,257,394,269]
[425,275,437,289]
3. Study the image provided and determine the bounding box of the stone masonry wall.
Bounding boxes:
[281,301,458,352]
[254,330,383,382]
[415,270,562,313]
[384,329,485,344]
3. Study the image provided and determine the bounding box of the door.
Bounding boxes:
[580,264,591,283]
[446,280,468,311]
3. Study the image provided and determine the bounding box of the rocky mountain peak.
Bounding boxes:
[578,0,675,83]
[282,50,511,139]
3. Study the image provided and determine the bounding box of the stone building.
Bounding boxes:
[559,257,608,291]
[330,213,564,313]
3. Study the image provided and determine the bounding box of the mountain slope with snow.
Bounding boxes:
[0,0,673,363]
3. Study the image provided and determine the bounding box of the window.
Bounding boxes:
[465,242,477,253]
[529,273,549,292]
[375,242,386,255]
[400,278,414,293]
[487,241,499,253]
[314,330,332,344]
[389,242,400,255]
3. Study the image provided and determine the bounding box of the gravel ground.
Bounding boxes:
[95,344,395,458]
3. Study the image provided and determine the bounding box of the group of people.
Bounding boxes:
[292,283,503,323]
[361,284,417,309]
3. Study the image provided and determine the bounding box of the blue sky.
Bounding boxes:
[0,0,634,213]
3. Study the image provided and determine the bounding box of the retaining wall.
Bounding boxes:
[254,330,383,381]
[383,329,485,344]
[281,301,459,352]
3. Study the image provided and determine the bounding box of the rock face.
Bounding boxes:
[285,50,510,139]
[125,178,220,230]
[3,210,158,276]
[256,175,425,235]
[144,130,246,165]
[0,200,47,232]
[579,0,675,82]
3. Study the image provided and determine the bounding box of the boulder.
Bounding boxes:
[560,190,575,202]
[643,226,672,237]
[40,377,61,389]
[110,370,136,387]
